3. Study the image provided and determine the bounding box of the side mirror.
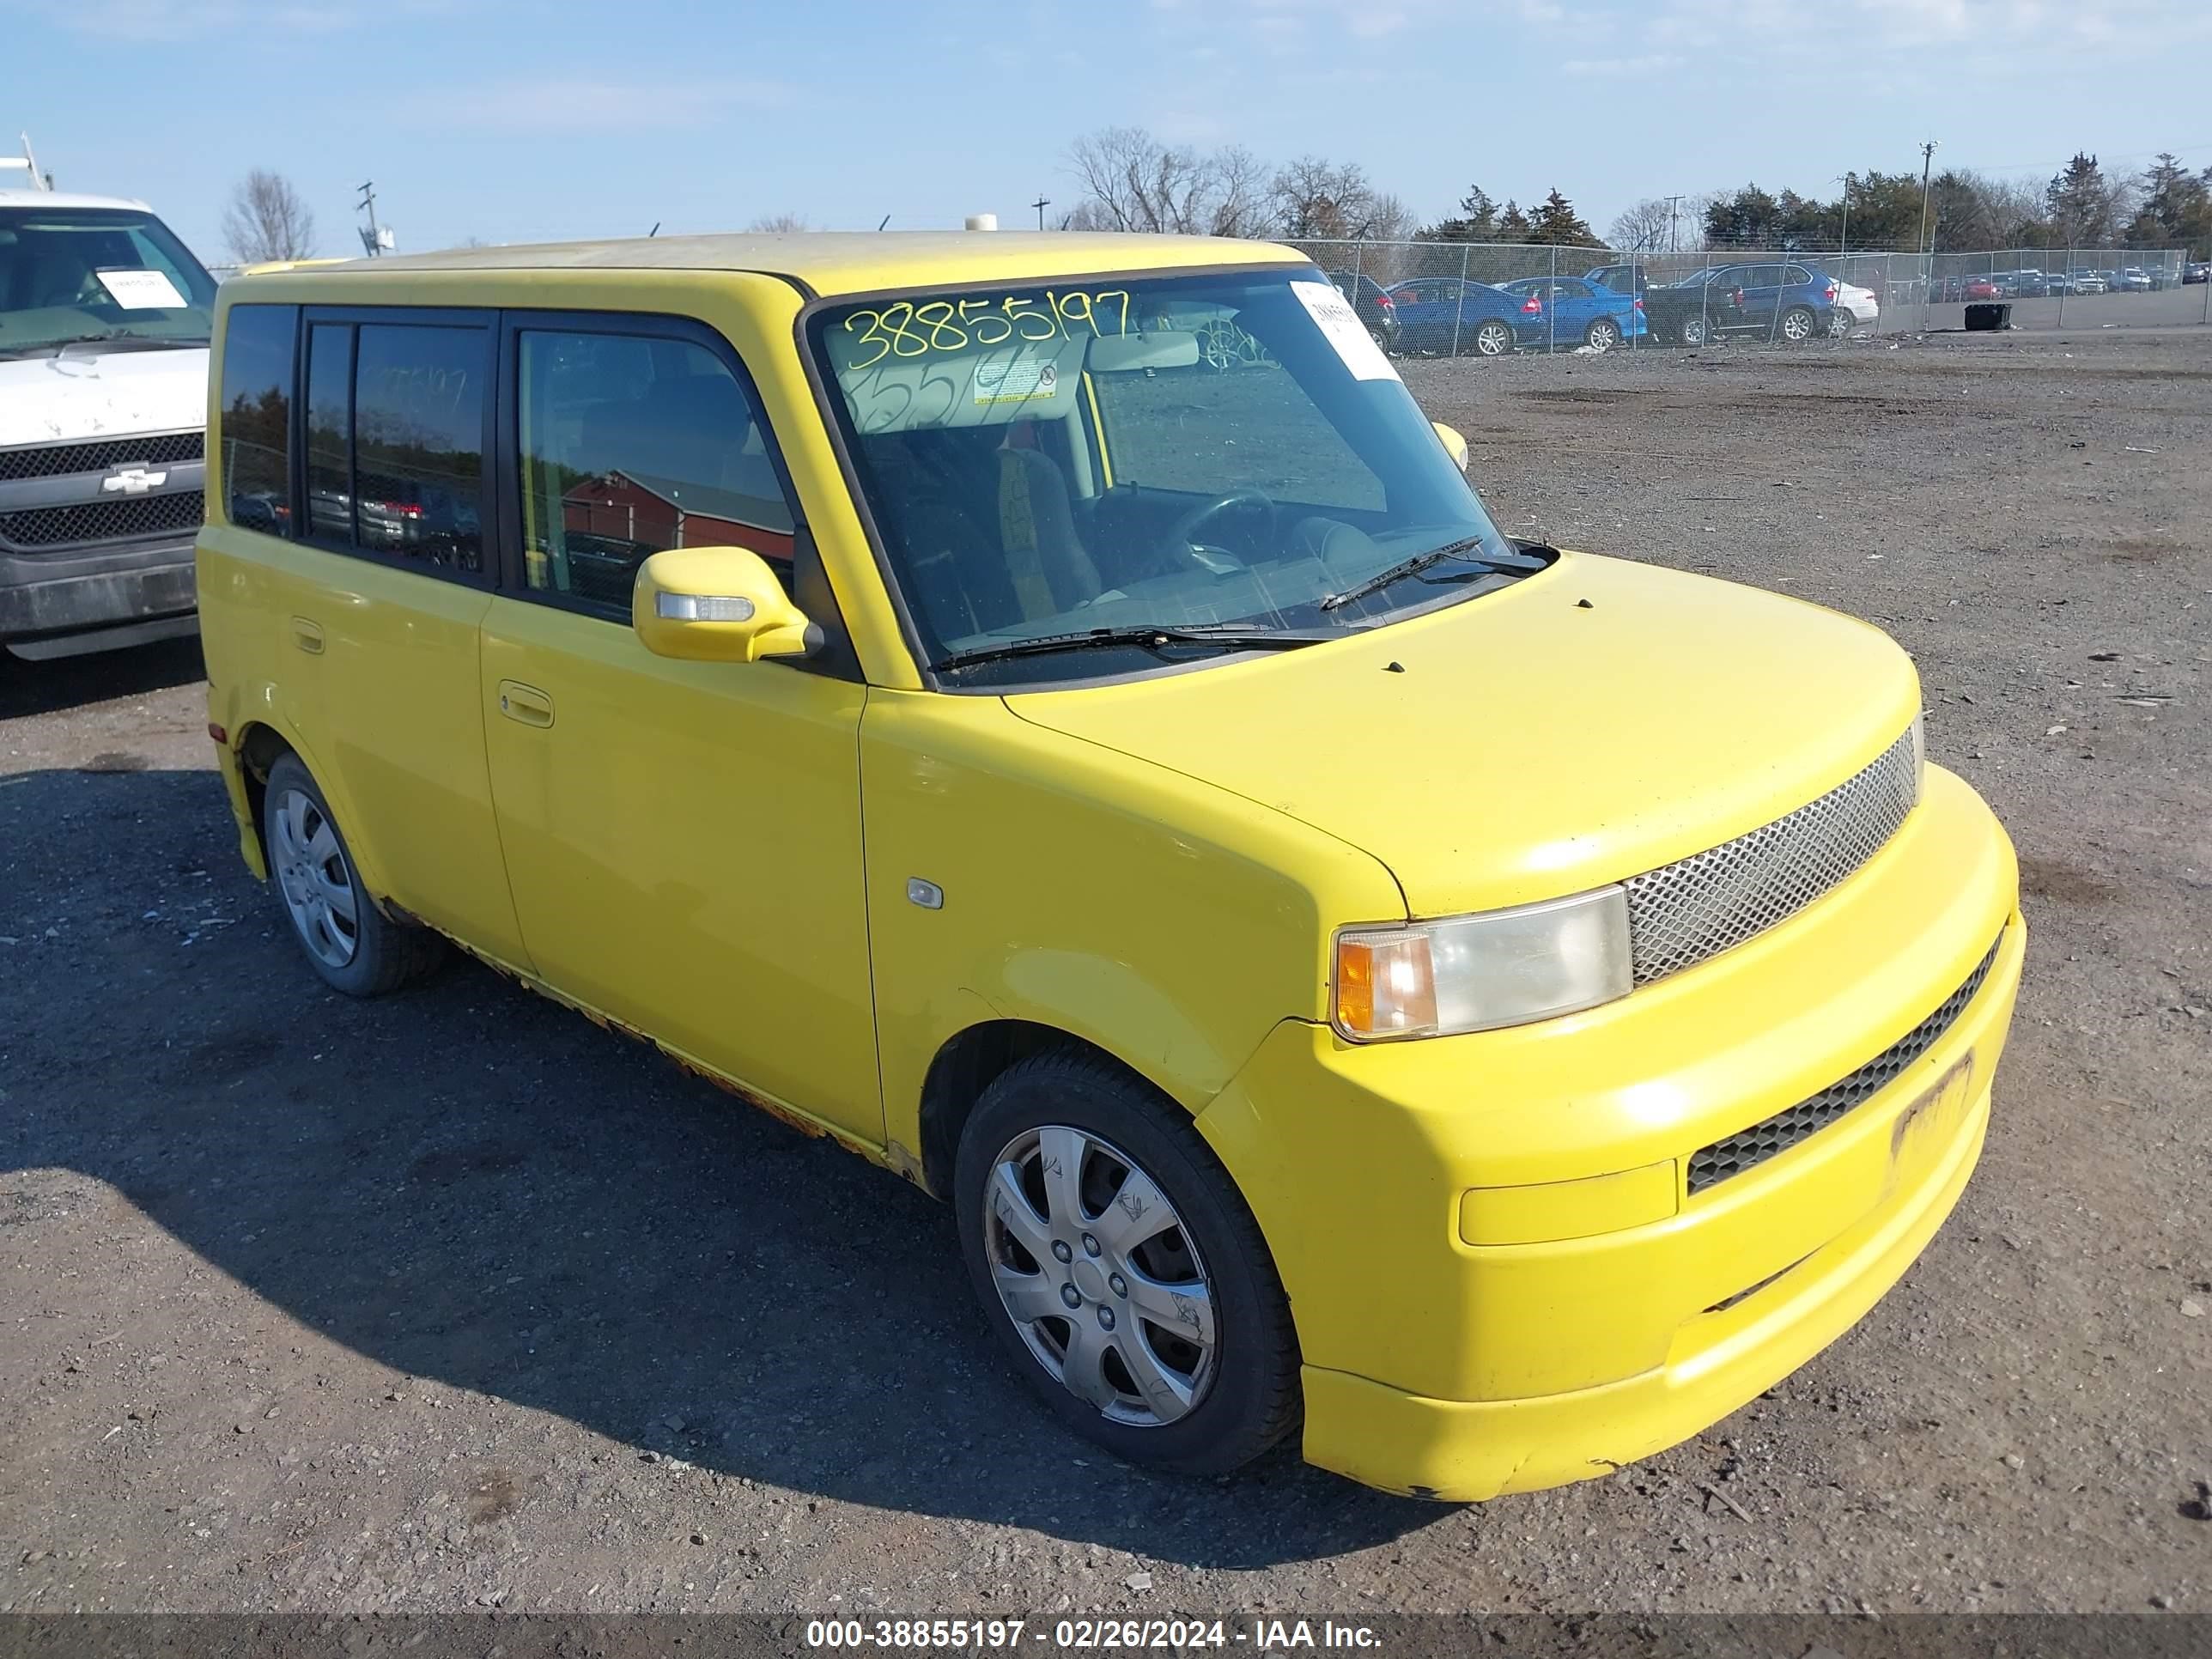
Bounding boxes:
[1431,421,1469,472]
[632,545,817,663]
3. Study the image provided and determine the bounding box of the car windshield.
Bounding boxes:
[808,266,1523,686]
[0,205,216,357]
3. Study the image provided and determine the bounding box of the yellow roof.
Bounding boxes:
[246,231,1307,299]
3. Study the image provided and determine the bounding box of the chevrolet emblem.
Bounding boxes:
[101,466,168,495]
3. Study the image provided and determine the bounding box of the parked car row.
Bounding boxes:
[1932,266,2181,301]
[1331,260,1865,355]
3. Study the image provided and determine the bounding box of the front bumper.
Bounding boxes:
[0,533,198,644]
[1196,765,2022,1500]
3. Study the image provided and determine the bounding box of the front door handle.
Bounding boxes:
[289,617,325,654]
[496,679,555,729]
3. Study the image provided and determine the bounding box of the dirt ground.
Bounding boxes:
[3,325,2207,1620]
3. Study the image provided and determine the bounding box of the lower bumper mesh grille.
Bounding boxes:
[1686,934,2003,1194]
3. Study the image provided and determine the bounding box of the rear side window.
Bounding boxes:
[296,317,489,574]
[218,305,295,537]
[355,325,488,573]
[514,329,795,621]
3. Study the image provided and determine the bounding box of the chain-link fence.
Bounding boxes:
[1283,239,2209,351]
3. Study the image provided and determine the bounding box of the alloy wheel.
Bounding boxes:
[270,787,360,968]
[981,1125,1218,1426]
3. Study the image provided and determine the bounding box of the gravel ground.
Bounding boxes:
[3,325,2208,1620]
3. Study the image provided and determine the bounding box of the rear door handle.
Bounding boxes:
[289,617,325,654]
[496,679,555,729]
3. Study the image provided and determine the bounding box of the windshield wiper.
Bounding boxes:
[0,332,209,361]
[933,622,1335,674]
[1317,536,1537,612]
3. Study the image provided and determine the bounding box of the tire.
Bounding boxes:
[1778,307,1816,343]
[1366,323,1390,352]
[954,1050,1300,1477]
[1676,313,1709,347]
[1827,309,1851,339]
[262,753,444,996]
[1471,319,1512,357]
[1584,317,1621,353]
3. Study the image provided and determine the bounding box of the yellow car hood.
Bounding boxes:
[1003,550,1921,918]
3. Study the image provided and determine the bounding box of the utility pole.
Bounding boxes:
[1663,193,1686,254]
[1031,194,1051,231]
[1835,173,1851,254]
[356,180,390,258]
[1916,142,1938,327]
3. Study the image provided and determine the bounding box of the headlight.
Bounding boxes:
[1910,710,1926,801]
[1333,886,1633,1042]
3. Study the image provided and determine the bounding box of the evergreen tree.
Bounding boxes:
[1528,188,1601,246]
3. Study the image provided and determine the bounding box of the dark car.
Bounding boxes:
[1322,270,1402,351]
[1637,269,1752,344]
[1382,276,1546,356]
[1666,264,1837,343]
[2185,263,2210,284]
[1996,270,2050,298]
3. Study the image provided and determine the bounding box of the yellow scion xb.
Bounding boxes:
[197,232,2023,1501]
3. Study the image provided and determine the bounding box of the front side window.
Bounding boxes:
[218,304,295,537]
[810,267,1528,686]
[0,206,216,359]
[515,330,794,620]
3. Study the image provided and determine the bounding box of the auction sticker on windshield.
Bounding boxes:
[94,268,190,309]
[1291,278,1398,381]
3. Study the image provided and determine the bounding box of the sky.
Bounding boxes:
[6,0,2210,263]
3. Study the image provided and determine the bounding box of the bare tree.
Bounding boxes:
[745,212,812,233]
[1267,156,1407,241]
[1607,198,1676,252]
[1063,127,1259,235]
[221,170,317,264]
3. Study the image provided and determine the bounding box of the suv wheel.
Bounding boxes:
[1779,306,1816,343]
[954,1051,1300,1475]
[263,753,444,995]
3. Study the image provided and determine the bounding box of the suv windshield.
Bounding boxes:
[0,205,216,358]
[809,266,1528,686]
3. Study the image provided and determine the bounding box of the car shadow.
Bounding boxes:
[0,633,206,720]
[2,766,1438,1569]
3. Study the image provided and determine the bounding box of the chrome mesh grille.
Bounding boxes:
[0,432,202,483]
[1687,936,2001,1194]
[1624,726,1918,984]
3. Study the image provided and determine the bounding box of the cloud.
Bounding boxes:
[46,0,459,40]
[1564,51,1686,74]
[413,78,800,134]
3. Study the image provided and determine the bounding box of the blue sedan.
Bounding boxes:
[1382,277,1549,356]
[1501,276,1648,350]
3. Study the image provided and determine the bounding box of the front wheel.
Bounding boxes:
[1778,306,1817,343]
[1584,317,1621,353]
[954,1051,1301,1475]
[1470,319,1513,357]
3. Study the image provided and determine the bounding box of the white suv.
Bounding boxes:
[0,189,216,659]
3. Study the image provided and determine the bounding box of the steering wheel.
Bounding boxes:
[1169,489,1275,574]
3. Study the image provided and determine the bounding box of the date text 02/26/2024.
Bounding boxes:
[804,1619,1382,1650]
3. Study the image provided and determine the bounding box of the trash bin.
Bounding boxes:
[1964,302,2011,331]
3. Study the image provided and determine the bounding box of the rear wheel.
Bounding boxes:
[1778,306,1817,343]
[954,1051,1300,1475]
[1676,313,1709,347]
[1584,317,1621,353]
[1471,319,1513,357]
[1827,309,1851,338]
[263,754,443,996]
